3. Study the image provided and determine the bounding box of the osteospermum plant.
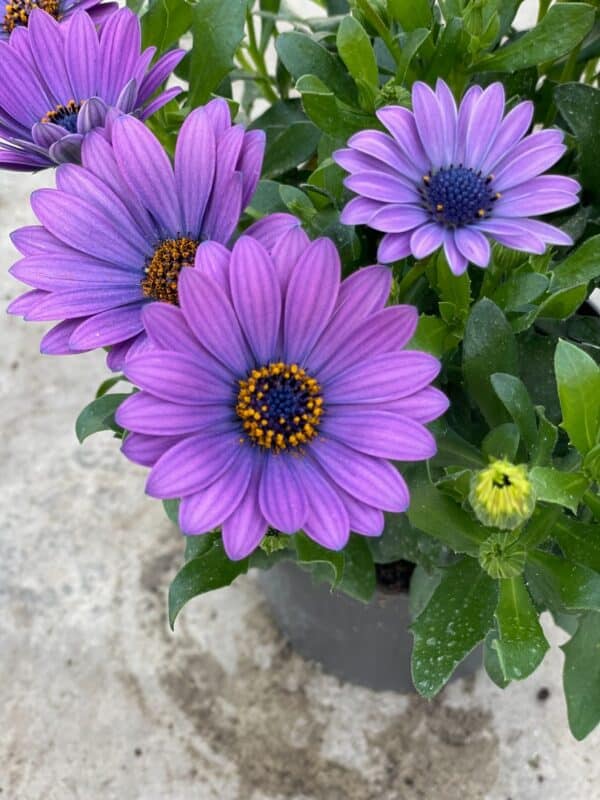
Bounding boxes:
[5,0,600,741]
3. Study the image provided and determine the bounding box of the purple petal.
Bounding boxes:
[139,87,181,121]
[0,40,49,127]
[410,222,445,259]
[107,336,139,371]
[32,122,68,148]
[368,206,429,233]
[0,148,50,171]
[465,82,505,169]
[230,237,281,364]
[244,213,300,251]
[123,351,234,405]
[494,192,578,217]
[203,97,232,138]
[40,318,86,354]
[140,302,198,356]
[411,81,446,168]
[137,48,186,105]
[494,137,566,191]
[10,225,67,255]
[346,129,424,178]
[26,286,142,321]
[340,197,385,226]
[28,9,73,102]
[455,85,483,165]
[481,100,534,175]
[7,289,47,316]
[335,146,407,180]
[174,107,216,237]
[178,269,251,374]
[377,232,413,263]
[301,459,350,550]
[310,439,409,512]
[283,238,340,363]
[271,223,311,293]
[69,303,144,349]
[337,265,392,318]
[376,105,428,174]
[454,227,491,268]
[65,11,100,100]
[443,231,468,276]
[111,115,182,235]
[97,8,141,104]
[202,171,243,244]
[345,171,420,203]
[146,429,241,498]
[239,129,265,209]
[179,449,254,535]
[475,219,545,254]
[49,134,84,165]
[259,455,308,533]
[382,386,449,423]
[194,241,231,297]
[325,351,441,404]
[222,461,267,560]
[76,98,109,134]
[312,305,419,381]
[117,392,230,435]
[122,432,184,467]
[510,218,573,247]
[435,79,457,167]
[10,252,136,290]
[323,410,437,460]
[31,188,148,266]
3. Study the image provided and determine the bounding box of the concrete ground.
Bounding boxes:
[4,24,600,799]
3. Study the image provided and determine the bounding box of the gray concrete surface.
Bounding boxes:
[4,25,600,798]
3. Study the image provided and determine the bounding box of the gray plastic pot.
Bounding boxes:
[259,560,481,693]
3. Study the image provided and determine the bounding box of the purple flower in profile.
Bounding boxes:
[334,79,580,275]
[0,7,184,170]
[7,100,265,369]
[0,0,116,39]
[115,235,448,560]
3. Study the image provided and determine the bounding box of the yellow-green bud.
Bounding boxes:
[469,459,536,531]
[479,532,526,579]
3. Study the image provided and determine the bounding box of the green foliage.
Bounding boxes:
[562,611,600,740]
[75,393,129,443]
[493,577,549,682]
[555,340,600,455]
[411,558,497,697]
[555,84,600,202]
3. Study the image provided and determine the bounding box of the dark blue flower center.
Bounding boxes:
[236,363,324,452]
[41,100,82,134]
[420,166,499,227]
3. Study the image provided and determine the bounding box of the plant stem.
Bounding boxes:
[583,489,600,522]
[243,9,279,104]
[519,505,561,550]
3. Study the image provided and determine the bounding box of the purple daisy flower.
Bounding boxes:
[115,234,448,560]
[0,7,184,169]
[0,0,116,39]
[7,100,266,369]
[334,79,580,275]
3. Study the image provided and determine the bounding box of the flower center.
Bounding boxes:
[41,100,82,134]
[2,0,59,33]
[141,238,199,305]
[236,363,324,452]
[420,166,500,227]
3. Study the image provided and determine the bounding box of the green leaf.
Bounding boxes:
[395,28,430,83]
[562,611,600,740]
[411,558,497,698]
[430,422,487,469]
[484,630,511,689]
[295,74,371,142]
[554,517,600,574]
[424,17,465,82]
[276,31,356,104]
[336,16,378,94]
[407,482,486,556]
[491,373,538,453]
[482,423,520,462]
[168,538,248,627]
[584,444,600,483]
[550,235,600,293]
[95,374,125,399]
[338,535,376,602]
[163,498,180,525]
[141,0,194,50]
[188,0,246,107]
[526,551,600,613]
[494,576,549,681]
[463,299,519,428]
[387,0,432,30]
[531,407,558,467]
[555,83,600,201]
[537,284,588,321]
[294,532,345,585]
[555,339,600,455]
[529,467,589,514]
[75,393,129,443]
[491,272,549,313]
[477,3,595,72]
[251,100,321,179]
[408,314,455,357]
[368,511,445,568]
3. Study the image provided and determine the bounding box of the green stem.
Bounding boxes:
[519,505,561,550]
[354,0,403,68]
[396,260,429,302]
[243,9,279,104]
[583,489,600,522]
[537,0,551,23]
